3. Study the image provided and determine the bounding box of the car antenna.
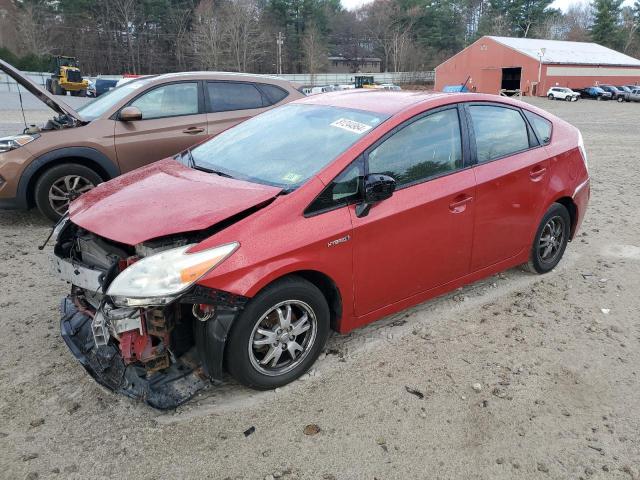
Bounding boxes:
[16,83,28,133]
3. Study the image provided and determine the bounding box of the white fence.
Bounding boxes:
[278,71,435,86]
[0,70,434,92]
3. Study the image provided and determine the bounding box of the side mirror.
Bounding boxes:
[355,173,396,217]
[119,106,142,121]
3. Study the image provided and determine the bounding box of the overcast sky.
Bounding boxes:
[341,0,635,13]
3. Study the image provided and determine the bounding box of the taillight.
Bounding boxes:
[577,130,589,174]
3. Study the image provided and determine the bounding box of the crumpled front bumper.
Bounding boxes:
[59,297,210,409]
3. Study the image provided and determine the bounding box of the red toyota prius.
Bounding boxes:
[52,90,590,408]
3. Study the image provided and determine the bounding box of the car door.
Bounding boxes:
[205,81,274,137]
[465,103,550,271]
[349,106,476,316]
[114,81,208,172]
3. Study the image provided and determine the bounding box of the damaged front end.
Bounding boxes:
[53,219,247,409]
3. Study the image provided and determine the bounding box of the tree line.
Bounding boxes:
[2,0,639,76]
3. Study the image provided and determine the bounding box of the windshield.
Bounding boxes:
[190,104,389,190]
[77,77,154,120]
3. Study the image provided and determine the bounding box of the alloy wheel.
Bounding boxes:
[48,175,95,216]
[538,215,565,263]
[248,300,318,376]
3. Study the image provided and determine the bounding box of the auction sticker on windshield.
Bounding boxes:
[330,118,373,134]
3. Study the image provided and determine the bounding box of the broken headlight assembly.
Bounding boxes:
[0,134,39,153]
[107,242,239,306]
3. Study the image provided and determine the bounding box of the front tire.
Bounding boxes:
[524,203,570,274]
[225,276,330,390]
[34,163,102,221]
[548,94,554,100]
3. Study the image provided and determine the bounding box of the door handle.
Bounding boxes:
[529,166,547,181]
[183,127,205,134]
[448,194,473,213]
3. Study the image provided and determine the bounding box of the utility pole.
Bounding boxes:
[276,32,285,75]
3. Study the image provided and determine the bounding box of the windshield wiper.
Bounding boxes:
[184,151,235,179]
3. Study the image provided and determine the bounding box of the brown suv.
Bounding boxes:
[0,60,303,220]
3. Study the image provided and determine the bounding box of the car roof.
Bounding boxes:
[293,89,453,115]
[152,71,292,85]
[291,89,544,116]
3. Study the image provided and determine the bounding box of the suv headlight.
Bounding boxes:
[107,242,239,306]
[0,134,39,153]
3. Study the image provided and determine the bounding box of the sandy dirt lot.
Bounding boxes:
[1,96,639,480]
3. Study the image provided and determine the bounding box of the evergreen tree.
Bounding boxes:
[590,0,624,49]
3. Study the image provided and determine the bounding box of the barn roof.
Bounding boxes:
[488,36,640,67]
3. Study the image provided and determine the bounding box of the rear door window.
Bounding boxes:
[468,105,530,162]
[207,82,265,112]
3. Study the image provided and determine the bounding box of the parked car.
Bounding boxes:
[94,77,119,97]
[599,85,627,102]
[629,88,640,102]
[547,87,579,101]
[0,60,303,220]
[52,90,590,408]
[576,86,612,101]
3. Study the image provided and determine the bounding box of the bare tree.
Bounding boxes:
[112,0,138,73]
[564,2,592,42]
[15,3,51,56]
[193,2,225,70]
[621,6,638,53]
[302,23,327,82]
[225,0,261,72]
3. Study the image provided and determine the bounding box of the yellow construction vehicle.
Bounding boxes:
[46,56,88,96]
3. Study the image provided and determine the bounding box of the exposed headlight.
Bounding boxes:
[0,134,39,153]
[107,242,239,306]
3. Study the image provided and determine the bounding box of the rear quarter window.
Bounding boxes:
[523,110,552,145]
[258,84,289,105]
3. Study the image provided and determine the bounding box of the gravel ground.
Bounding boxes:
[1,96,640,480]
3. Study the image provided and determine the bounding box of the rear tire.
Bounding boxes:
[617,96,624,103]
[34,163,102,221]
[225,276,330,390]
[51,79,63,96]
[523,203,570,274]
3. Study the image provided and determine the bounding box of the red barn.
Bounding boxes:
[435,36,640,96]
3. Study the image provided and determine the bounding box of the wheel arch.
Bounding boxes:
[247,269,344,332]
[553,195,578,239]
[17,147,120,208]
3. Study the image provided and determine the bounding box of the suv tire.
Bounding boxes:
[548,94,554,100]
[225,276,330,390]
[34,163,102,221]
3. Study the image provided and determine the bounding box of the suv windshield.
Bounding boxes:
[77,77,155,120]
[190,104,389,190]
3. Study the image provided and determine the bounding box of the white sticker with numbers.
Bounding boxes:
[330,118,372,134]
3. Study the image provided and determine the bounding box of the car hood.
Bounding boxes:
[69,159,282,245]
[0,59,84,122]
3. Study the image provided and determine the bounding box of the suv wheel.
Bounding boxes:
[617,96,624,103]
[225,276,330,390]
[34,163,102,221]
[524,203,570,274]
[548,94,554,100]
